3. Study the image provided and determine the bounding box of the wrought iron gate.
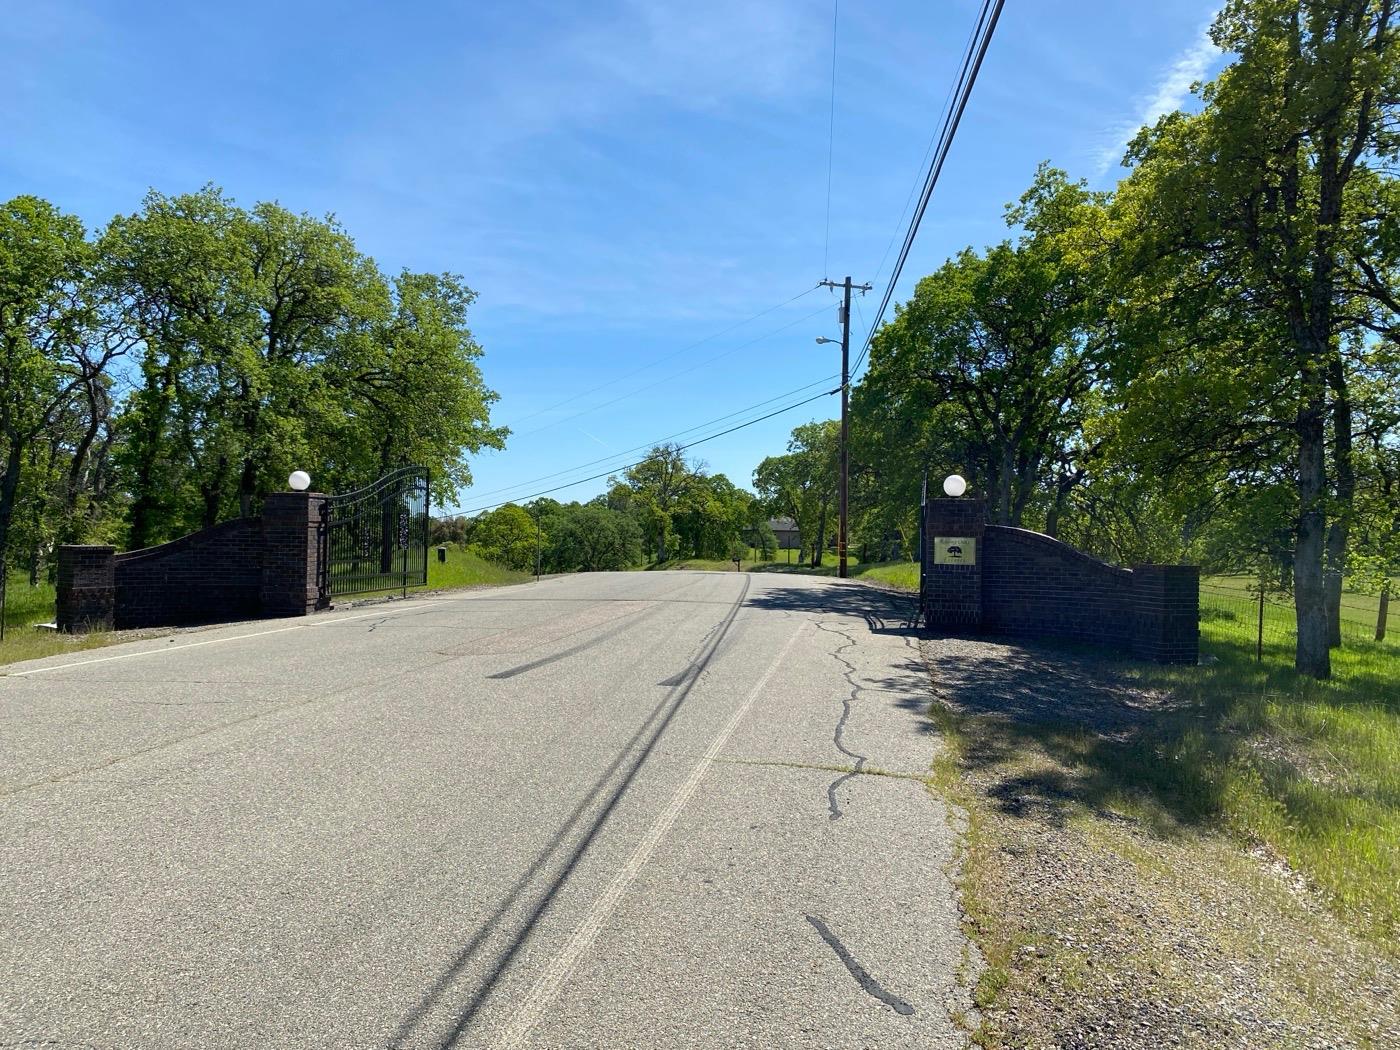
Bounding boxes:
[319,466,430,601]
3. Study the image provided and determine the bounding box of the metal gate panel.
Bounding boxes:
[320,466,430,601]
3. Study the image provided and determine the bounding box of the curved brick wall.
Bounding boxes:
[981,526,1135,648]
[921,498,1199,664]
[114,518,261,628]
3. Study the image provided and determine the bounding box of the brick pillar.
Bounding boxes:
[260,492,328,618]
[923,497,986,628]
[1132,564,1199,664]
[56,545,116,632]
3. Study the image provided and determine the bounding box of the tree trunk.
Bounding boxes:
[1294,396,1331,679]
[127,361,179,551]
[0,440,22,586]
[237,379,259,519]
[1324,355,1354,648]
[62,381,105,542]
[813,501,828,567]
[995,445,1014,525]
[1377,582,1390,643]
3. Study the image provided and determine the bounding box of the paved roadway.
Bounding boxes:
[1,571,969,1049]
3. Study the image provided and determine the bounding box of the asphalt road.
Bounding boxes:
[1,571,970,1049]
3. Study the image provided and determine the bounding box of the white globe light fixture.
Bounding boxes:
[943,474,967,498]
[288,470,311,492]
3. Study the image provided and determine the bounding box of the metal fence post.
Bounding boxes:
[1257,588,1265,663]
[1378,582,1390,643]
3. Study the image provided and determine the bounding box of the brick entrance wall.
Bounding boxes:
[922,497,1199,664]
[56,491,328,633]
[115,519,262,628]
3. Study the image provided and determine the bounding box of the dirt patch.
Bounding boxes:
[922,634,1399,1050]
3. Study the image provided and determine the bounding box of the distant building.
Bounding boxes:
[768,517,800,550]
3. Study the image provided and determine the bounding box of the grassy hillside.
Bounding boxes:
[414,545,532,590]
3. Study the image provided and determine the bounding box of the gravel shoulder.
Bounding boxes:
[920,634,1400,1050]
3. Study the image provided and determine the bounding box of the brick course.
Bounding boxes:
[114,519,262,629]
[259,492,329,618]
[56,545,116,632]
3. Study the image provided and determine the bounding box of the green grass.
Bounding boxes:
[1203,573,1394,637]
[1,572,106,669]
[3,572,55,630]
[1141,623,1400,949]
[951,617,1400,950]
[750,556,920,591]
[415,545,532,590]
[1201,575,1397,661]
[644,546,830,573]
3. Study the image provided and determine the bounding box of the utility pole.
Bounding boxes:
[819,276,871,578]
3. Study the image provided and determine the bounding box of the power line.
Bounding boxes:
[460,386,839,516]
[500,284,821,431]
[853,0,1006,376]
[823,0,840,279]
[865,9,985,290]
[459,374,840,506]
[509,300,832,441]
[851,295,869,379]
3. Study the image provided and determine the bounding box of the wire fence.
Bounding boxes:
[1199,579,1395,674]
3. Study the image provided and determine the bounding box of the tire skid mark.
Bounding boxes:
[385,574,752,1050]
[486,600,674,679]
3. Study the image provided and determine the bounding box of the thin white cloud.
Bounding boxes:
[1094,15,1223,175]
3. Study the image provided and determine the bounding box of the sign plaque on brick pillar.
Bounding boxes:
[260,491,329,617]
[923,496,986,627]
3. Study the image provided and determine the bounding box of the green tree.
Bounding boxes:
[320,269,507,498]
[1117,0,1400,676]
[620,444,693,561]
[565,503,644,571]
[857,167,1113,529]
[103,187,505,546]
[0,196,125,573]
[754,420,838,566]
[472,504,539,572]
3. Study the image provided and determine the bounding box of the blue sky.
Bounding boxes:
[2,0,1225,512]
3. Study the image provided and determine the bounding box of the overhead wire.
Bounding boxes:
[499,283,821,431]
[853,0,1006,376]
[460,385,839,515]
[864,8,985,292]
[509,300,832,441]
[822,0,839,279]
[462,1,1004,514]
[460,373,840,506]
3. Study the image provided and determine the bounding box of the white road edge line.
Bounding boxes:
[497,622,807,1049]
[1,600,451,678]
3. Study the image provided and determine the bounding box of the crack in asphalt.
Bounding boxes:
[805,913,915,1015]
[813,620,871,821]
[714,756,927,781]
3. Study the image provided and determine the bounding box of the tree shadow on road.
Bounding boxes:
[743,578,923,636]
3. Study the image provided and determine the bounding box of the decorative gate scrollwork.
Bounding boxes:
[319,466,430,601]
